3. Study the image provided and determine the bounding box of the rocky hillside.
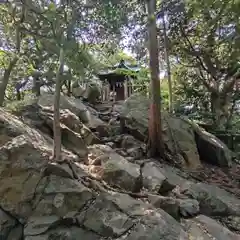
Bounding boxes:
[0,93,240,240]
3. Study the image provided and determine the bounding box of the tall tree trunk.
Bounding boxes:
[0,58,18,106]
[162,11,173,113]
[53,47,64,161]
[147,0,164,157]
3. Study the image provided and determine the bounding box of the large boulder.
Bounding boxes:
[180,182,240,217]
[101,192,189,240]
[88,144,141,192]
[38,93,109,136]
[120,93,232,168]
[192,121,233,167]
[18,105,89,159]
[59,109,100,145]
[38,93,91,123]
[120,93,201,169]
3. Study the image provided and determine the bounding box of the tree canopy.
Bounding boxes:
[0,0,239,131]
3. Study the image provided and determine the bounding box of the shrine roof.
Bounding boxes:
[98,60,141,76]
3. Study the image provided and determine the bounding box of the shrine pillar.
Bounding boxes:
[112,83,116,102]
[101,80,110,101]
[124,80,128,99]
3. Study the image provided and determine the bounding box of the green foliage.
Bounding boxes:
[5,94,37,113]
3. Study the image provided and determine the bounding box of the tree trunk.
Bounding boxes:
[0,58,18,106]
[147,0,164,158]
[210,92,230,130]
[67,79,71,96]
[16,90,21,101]
[53,47,65,161]
[32,76,41,96]
[162,11,173,113]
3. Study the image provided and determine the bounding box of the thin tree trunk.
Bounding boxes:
[65,9,75,98]
[210,92,230,130]
[147,0,164,158]
[162,11,173,113]
[32,76,41,96]
[225,92,238,130]
[67,79,71,96]
[53,46,65,161]
[0,58,18,106]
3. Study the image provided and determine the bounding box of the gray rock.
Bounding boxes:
[102,152,141,192]
[25,226,99,240]
[179,199,200,217]
[120,93,233,168]
[38,94,91,123]
[119,93,201,169]
[120,134,139,149]
[0,209,19,239]
[89,144,141,192]
[148,195,199,219]
[6,225,23,240]
[158,165,190,194]
[148,195,181,220]
[58,125,88,159]
[76,197,134,237]
[142,162,166,192]
[104,193,195,239]
[126,147,144,160]
[105,141,115,148]
[220,216,240,233]
[103,192,152,217]
[32,108,89,159]
[193,121,233,167]
[58,109,100,146]
[0,135,49,221]
[24,216,60,236]
[181,182,240,216]
[0,104,237,240]
[32,175,94,218]
[43,162,74,179]
[120,209,188,240]
[88,144,114,156]
[184,215,240,240]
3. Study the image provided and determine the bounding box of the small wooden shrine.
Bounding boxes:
[98,60,140,101]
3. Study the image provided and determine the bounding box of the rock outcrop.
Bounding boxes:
[38,93,110,136]
[119,93,232,168]
[0,94,239,240]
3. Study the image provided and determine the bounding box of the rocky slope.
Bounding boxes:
[0,93,239,240]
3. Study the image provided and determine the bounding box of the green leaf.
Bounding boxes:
[48,2,56,11]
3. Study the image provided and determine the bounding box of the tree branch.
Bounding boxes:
[179,25,218,83]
